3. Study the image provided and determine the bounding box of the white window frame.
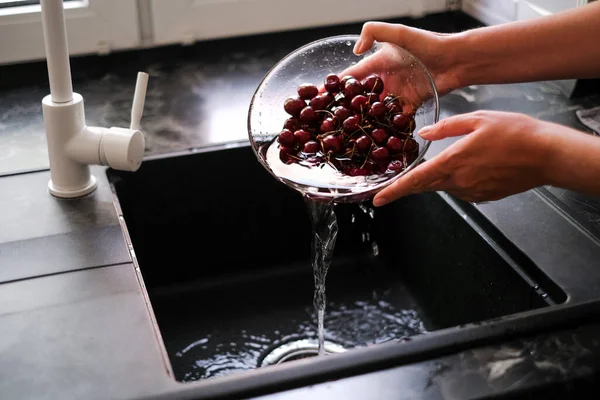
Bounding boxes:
[462,0,588,26]
[148,0,449,47]
[0,0,140,65]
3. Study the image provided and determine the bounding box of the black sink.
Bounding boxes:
[106,142,566,393]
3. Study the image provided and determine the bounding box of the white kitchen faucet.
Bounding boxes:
[40,0,148,198]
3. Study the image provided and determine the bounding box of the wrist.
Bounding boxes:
[445,29,482,89]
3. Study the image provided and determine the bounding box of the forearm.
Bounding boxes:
[451,1,600,87]
[542,123,600,198]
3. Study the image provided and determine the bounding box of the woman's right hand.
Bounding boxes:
[351,22,464,96]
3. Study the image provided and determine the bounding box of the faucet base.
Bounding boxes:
[48,175,98,199]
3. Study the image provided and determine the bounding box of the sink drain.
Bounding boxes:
[259,339,346,367]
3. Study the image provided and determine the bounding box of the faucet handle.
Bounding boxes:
[130,71,149,131]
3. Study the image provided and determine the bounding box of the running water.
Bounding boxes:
[304,195,338,355]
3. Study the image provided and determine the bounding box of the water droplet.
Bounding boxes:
[371,241,380,256]
[346,41,351,46]
[368,208,375,219]
[361,232,366,242]
[351,214,356,223]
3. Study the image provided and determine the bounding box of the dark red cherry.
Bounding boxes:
[278,129,295,146]
[284,97,306,117]
[343,78,364,99]
[386,136,404,154]
[371,128,388,145]
[294,129,311,144]
[283,118,300,132]
[370,147,389,163]
[350,95,369,113]
[347,168,370,176]
[342,115,361,133]
[303,140,320,154]
[365,93,379,105]
[333,106,352,121]
[402,137,419,153]
[309,94,328,111]
[355,135,371,153]
[320,118,337,133]
[324,74,341,93]
[392,113,411,131]
[297,83,319,100]
[369,102,387,118]
[388,160,404,171]
[340,75,354,87]
[299,106,319,124]
[362,75,384,94]
[323,135,342,153]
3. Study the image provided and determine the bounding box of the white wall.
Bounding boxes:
[462,0,587,26]
[0,0,448,66]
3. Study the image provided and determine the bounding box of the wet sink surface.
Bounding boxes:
[106,143,566,384]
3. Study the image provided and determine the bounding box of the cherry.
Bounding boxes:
[362,75,384,94]
[284,97,306,117]
[299,106,319,124]
[371,128,388,145]
[309,94,329,110]
[323,135,342,153]
[387,103,402,114]
[320,117,337,133]
[324,74,341,93]
[383,95,398,105]
[350,95,369,113]
[369,102,387,119]
[340,75,354,87]
[343,78,364,99]
[355,135,371,153]
[333,106,352,121]
[278,129,295,146]
[347,168,370,176]
[365,93,379,105]
[303,140,320,154]
[279,145,294,156]
[336,96,351,108]
[343,115,361,133]
[294,129,312,144]
[283,118,300,132]
[370,147,389,163]
[402,137,419,153]
[392,113,411,131]
[298,83,319,100]
[388,160,404,171]
[386,136,404,154]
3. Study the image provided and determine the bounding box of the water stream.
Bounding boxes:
[303,195,339,355]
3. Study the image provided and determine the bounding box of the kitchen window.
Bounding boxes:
[0,0,139,65]
[0,0,588,66]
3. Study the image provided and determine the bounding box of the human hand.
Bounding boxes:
[351,22,464,97]
[372,110,555,206]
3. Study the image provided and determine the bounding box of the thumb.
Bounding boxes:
[354,22,413,54]
[418,114,478,141]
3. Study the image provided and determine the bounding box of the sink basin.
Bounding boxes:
[106,142,566,392]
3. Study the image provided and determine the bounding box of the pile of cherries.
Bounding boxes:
[277,73,419,177]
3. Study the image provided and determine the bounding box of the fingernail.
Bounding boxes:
[372,196,388,207]
[418,125,434,137]
[353,39,363,54]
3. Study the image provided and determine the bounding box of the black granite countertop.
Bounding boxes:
[2,10,600,400]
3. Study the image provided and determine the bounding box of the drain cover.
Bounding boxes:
[259,339,346,367]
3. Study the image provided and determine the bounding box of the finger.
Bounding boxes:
[336,50,387,83]
[354,22,410,55]
[418,113,480,140]
[372,157,450,206]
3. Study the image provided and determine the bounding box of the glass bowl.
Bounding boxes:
[247,34,439,203]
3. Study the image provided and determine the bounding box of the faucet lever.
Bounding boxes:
[130,72,149,131]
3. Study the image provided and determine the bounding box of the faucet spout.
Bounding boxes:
[40,0,73,103]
